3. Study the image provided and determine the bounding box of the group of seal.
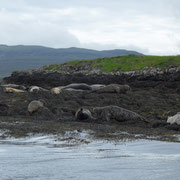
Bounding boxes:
[51,83,130,94]
[1,83,130,94]
[0,84,49,93]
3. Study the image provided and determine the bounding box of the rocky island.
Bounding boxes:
[0,55,180,142]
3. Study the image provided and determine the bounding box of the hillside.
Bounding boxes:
[0,45,142,77]
[42,55,180,73]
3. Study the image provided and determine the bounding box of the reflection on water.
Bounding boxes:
[0,133,180,180]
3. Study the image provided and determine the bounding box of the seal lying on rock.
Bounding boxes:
[50,87,62,94]
[75,108,93,121]
[90,84,106,91]
[29,86,48,93]
[167,112,180,125]
[28,100,44,113]
[0,84,26,90]
[3,87,25,93]
[63,88,85,92]
[93,105,146,122]
[63,83,92,90]
[92,84,130,94]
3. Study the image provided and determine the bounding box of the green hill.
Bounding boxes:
[43,55,180,73]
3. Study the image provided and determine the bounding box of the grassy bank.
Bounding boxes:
[43,55,180,73]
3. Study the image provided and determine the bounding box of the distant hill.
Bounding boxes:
[0,45,143,77]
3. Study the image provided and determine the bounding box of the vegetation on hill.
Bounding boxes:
[43,55,180,73]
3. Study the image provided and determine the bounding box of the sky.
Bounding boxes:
[0,0,180,55]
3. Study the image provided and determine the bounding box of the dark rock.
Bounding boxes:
[0,103,9,116]
[166,124,180,131]
[3,67,180,89]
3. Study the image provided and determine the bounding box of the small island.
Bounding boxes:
[0,55,180,142]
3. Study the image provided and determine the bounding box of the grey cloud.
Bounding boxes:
[0,0,180,55]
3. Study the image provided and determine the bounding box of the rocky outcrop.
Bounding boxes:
[3,67,180,89]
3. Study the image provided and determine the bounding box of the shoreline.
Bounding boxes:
[0,67,180,141]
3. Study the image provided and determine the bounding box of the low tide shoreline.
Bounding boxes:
[0,67,180,141]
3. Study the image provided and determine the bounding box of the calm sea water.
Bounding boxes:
[0,133,180,180]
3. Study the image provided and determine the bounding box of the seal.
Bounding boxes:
[93,105,146,122]
[63,83,92,90]
[50,87,62,94]
[90,84,106,91]
[167,112,180,125]
[3,87,25,93]
[63,88,84,92]
[29,86,48,93]
[75,107,93,121]
[28,100,44,113]
[0,84,26,90]
[92,84,130,94]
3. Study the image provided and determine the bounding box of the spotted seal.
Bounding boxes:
[93,105,146,122]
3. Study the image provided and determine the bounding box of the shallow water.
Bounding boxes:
[0,133,180,180]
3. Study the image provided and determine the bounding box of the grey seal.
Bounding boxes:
[50,87,62,94]
[75,108,93,121]
[3,87,25,93]
[29,86,48,93]
[0,84,26,90]
[28,100,44,113]
[90,84,106,91]
[92,84,130,94]
[63,83,92,91]
[93,105,146,122]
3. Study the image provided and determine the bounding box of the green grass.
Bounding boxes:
[43,55,180,73]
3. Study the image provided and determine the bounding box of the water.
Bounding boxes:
[0,133,180,180]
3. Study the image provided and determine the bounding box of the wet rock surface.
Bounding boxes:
[0,67,180,140]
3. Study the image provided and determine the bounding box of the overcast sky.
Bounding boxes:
[0,0,180,55]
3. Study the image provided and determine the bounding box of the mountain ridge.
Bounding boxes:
[0,44,143,77]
